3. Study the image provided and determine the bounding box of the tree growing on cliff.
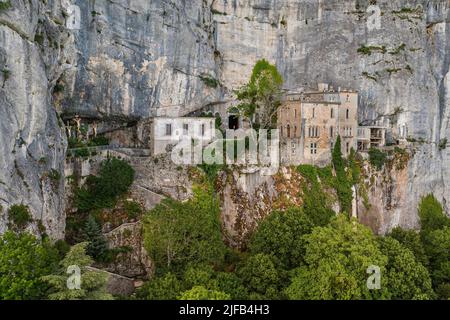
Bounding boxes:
[231,59,283,129]
[42,242,113,300]
[83,215,108,261]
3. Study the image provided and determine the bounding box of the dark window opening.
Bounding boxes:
[228,115,239,130]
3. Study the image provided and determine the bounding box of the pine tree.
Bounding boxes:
[42,242,113,300]
[83,215,108,260]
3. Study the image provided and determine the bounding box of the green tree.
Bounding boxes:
[178,286,231,300]
[237,253,286,300]
[42,242,113,300]
[215,272,248,300]
[249,208,313,269]
[389,227,429,267]
[182,264,218,290]
[421,226,450,298]
[143,186,226,273]
[378,237,434,299]
[418,194,449,233]
[285,215,389,300]
[83,215,108,261]
[231,59,283,129]
[0,231,59,300]
[136,273,183,300]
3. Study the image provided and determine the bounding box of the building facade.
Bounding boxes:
[151,117,215,156]
[278,83,359,166]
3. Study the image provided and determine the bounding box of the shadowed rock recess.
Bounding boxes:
[0,0,449,238]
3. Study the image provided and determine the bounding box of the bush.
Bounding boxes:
[74,148,90,158]
[8,204,32,229]
[124,200,143,219]
[0,1,12,11]
[368,148,387,170]
[48,169,61,183]
[75,158,134,211]
[199,75,219,88]
[88,135,109,147]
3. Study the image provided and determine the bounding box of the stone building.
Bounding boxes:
[151,117,215,156]
[357,126,387,152]
[278,83,359,166]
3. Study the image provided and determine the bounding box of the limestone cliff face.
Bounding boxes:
[0,0,76,238]
[0,0,449,237]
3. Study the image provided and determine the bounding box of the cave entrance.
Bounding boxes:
[228,115,239,130]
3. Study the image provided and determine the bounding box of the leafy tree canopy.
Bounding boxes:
[378,237,434,299]
[285,215,389,300]
[249,207,313,269]
[232,59,283,129]
[143,186,226,273]
[237,253,286,300]
[178,286,231,300]
[0,231,59,300]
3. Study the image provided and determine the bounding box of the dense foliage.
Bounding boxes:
[42,243,113,300]
[368,148,387,170]
[143,185,226,274]
[75,158,134,211]
[0,232,59,300]
[8,204,32,231]
[138,167,449,300]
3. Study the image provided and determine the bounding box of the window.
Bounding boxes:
[291,142,296,154]
[331,108,334,118]
[201,123,206,136]
[165,123,172,136]
[346,109,349,119]
[287,125,291,138]
[310,143,317,155]
[346,142,350,154]
[330,126,334,138]
[312,108,316,118]
[309,126,320,138]
[294,109,297,118]
[183,123,189,135]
